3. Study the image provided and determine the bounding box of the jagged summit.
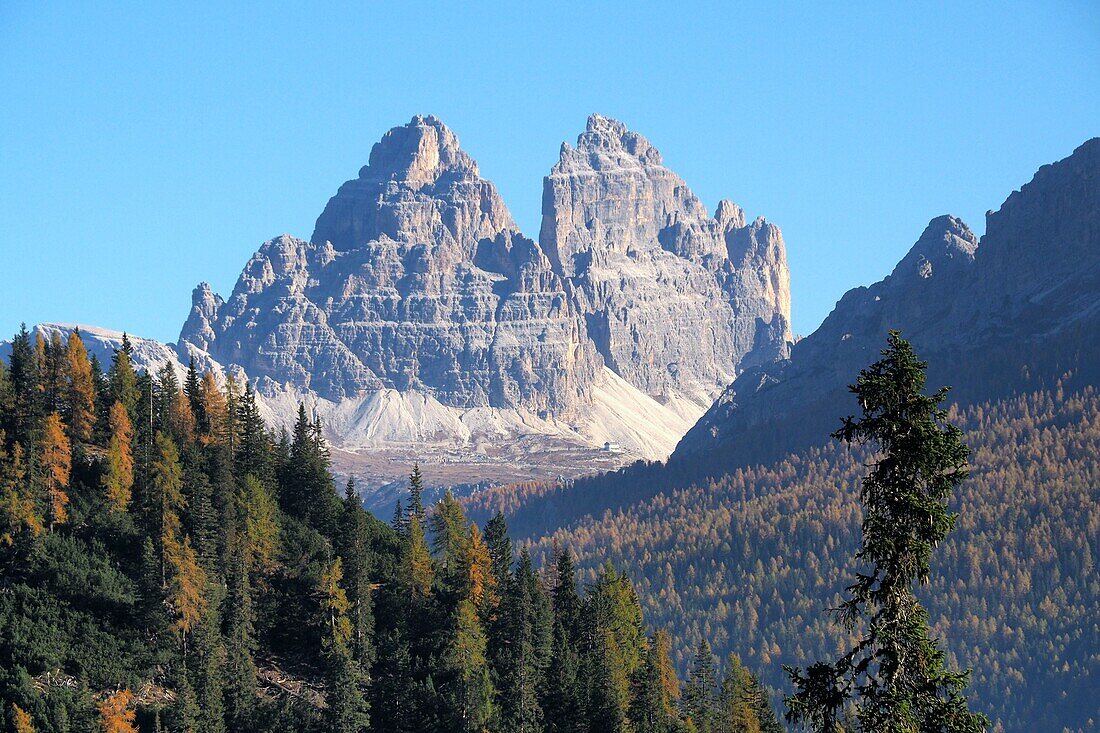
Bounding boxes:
[889,215,977,282]
[311,115,518,253]
[358,114,479,185]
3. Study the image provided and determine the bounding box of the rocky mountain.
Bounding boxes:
[175,114,792,477]
[541,114,790,408]
[674,136,1100,471]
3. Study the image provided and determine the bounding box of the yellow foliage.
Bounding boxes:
[65,331,96,443]
[102,401,134,512]
[41,412,70,528]
[97,689,137,733]
[11,703,35,733]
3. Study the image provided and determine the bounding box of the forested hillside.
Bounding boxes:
[469,382,1100,732]
[0,325,780,733]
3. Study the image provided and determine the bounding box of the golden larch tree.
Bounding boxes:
[40,412,71,529]
[102,401,134,511]
[0,443,44,544]
[65,330,97,443]
[97,689,138,733]
[198,371,228,445]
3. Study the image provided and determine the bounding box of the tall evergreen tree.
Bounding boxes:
[317,558,370,733]
[280,404,338,533]
[785,331,988,733]
[498,548,551,733]
[338,478,375,668]
[630,630,680,733]
[223,527,258,730]
[5,325,42,454]
[107,335,139,420]
[683,639,719,733]
[406,462,426,527]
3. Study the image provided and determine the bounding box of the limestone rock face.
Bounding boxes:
[177,114,794,460]
[540,114,792,405]
[181,115,602,412]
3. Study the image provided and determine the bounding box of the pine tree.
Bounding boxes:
[40,331,67,417]
[544,548,586,733]
[5,325,42,456]
[40,412,71,529]
[784,331,988,733]
[234,381,270,486]
[431,489,470,587]
[584,562,647,730]
[102,401,134,512]
[281,404,338,533]
[192,603,227,733]
[184,356,203,429]
[498,548,551,733]
[64,329,96,443]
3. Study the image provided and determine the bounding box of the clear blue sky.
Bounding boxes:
[2,2,1097,344]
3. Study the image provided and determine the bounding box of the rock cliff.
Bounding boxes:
[541,114,791,407]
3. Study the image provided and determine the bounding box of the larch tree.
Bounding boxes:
[10,703,35,733]
[198,371,228,446]
[107,336,139,420]
[784,331,988,733]
[64,329,96,443]
[40,412,71,529]
[0,443,42,543]
[318,558,370,733]
[97,689,137,733]
[102,401,134,512]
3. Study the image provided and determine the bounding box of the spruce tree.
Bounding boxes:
[630,631,680,733]
[406,462,426,527]
[223,527,258,731]
[107,337,139,420]
[5,325,42,455]
[683,639,718,733]
[338,478,375,668]
[498,548,551,733]
[784,331,988,733]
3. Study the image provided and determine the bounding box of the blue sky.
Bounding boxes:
[2,2,1097,343]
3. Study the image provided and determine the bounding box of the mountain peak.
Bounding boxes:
[890,214,978,281]
[560,113,662,168]
[360,114,477,185]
